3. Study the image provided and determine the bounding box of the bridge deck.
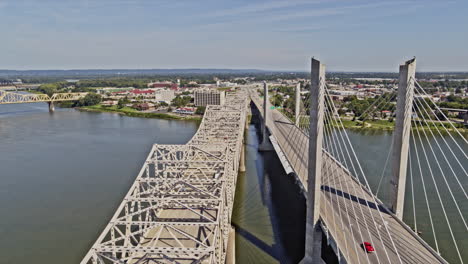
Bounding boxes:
[251,92,443,264]
[81,92,248,264]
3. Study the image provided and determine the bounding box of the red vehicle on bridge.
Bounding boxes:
[363,242,375,253]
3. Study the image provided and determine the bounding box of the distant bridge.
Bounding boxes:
[0,90,87,111]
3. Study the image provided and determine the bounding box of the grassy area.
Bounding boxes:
[332,119,394,130]
[78,105,202,121]
[27,90,46,95]
[332,119,467,134]
[217,87,232,91]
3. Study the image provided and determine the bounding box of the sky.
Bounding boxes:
[0,0,467,72]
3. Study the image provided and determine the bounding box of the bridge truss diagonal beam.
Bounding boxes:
[0,90,87,104]
[81,91,248,264]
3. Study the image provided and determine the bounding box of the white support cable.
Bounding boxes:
[322,129,339,230]
[323,98,364,183]
[412,110,464,264]
[322,123,353,263]
[325,110,371,263]
[408,147,417,234]
[325,98,390,259]
[414,80,468,146]
[411,103,468,231]
[300,93,310,133]
[324,85,403,264]
[412,97,468,200]
[411,135,439,253]
[324,94,392,264]
[357,92,396,121]
[356,95,385,121]
[375,141,394,197]
[413,86,468,177]
[323,112,370,264]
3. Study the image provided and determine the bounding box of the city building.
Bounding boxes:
[194,90,226,106]
[217,81,236,87]
[130,89,154,95]
[148,82,178,90]
[154,89,175,104]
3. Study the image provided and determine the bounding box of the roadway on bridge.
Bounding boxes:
[250,91,443,264]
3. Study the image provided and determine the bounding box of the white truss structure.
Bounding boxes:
[81,91,248,264]
[0,90,88,104]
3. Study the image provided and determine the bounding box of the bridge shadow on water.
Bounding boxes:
[231,104,306,264]
[321,185,389,214]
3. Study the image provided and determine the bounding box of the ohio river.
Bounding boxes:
[0,103,305,264]
[0,102,466,263]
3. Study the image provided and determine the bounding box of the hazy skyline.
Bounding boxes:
[1,0,467,72]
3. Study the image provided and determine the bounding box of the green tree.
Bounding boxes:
[75,93,102,106]
[195,106,206,115]
[38,83,60,96]
[283,97,295,111]
[171,95,192,107]
[271,94,283,107]
[117,97,130,108]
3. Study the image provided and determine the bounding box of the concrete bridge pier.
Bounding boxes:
[259,81,273,151]
[239,143,246,172]
[48,101,55,112]
[300,58,326,264]
[226,226,236,264]
[390,58,416,219]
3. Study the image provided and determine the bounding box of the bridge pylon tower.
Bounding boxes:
[259,81,273,151]
[301,58,326,264]
[295,82,301,126]
[390,58,416,219]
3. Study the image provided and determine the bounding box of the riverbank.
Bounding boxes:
[337,119,468,135]
[78,105,202,121]
[278,109,467,134]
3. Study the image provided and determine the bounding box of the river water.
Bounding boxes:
[0,103,306,264]
[0,102,466,264]
[330,129,467,264]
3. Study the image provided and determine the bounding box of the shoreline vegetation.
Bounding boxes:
[74,102,466,136]
[337,119,467,134]
[330,119,468,138]
[280,110,468,135]
[77,105,202,122]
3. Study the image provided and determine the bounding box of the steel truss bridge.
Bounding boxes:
[81,91,248,264]
[0,90,87,104]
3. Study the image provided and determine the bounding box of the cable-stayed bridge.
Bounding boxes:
[251,58,466,264]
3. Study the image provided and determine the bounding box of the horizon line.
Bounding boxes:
[1,68,468,74]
